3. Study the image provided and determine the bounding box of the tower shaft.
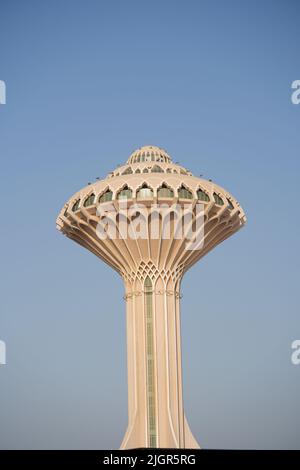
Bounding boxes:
[120,270,199,449]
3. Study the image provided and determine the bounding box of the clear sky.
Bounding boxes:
[0,0,300,449]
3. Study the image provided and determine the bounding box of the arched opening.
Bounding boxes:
[157,183,174,198]
[99,189,113,203]
[178,185,193,199]
[197,188,210,202]
[151,165,163,173]
[117,186,133,200]
[136,184,153,199]
[213,192,224,205]
[72,199,81,212]
[122,167,133,175]
[227,198,234,210]
[83,193,95,207]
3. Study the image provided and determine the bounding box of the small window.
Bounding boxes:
[143,168,149,173]
[180,169,187,175]
[213,193,224,205]
[117,186,132,200]
[151,165,163,173]
[157,184,174,198]
[137,185,153,199]
[227,198,234,210]
[197,189,210,202]
[99,190,113,203]
[135,168,141,173]
[84,193,95,207]
[122,167,133,175]
[178,186,193,199]
[72,199,81,212]
[166,168,172,173]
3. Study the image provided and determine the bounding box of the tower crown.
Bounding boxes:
[127,145,172,164]
[56,144,246,279]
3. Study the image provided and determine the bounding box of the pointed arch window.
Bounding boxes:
[213,193,224,205]
[72,199,81,212]
[122,167,133,175]
[99,190,113,203]
[151,165,163,173]
[137,185,153,199]
[197,188,210,202]
[157,184,174,198]
[178,186,193,199]
[227,198,234,210]
[117,186,132,200]
[84,193,95,207]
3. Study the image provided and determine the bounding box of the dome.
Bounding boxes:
[127,145,172,164]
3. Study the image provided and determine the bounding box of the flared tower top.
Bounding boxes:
[127,145,172,164]
[56,143,246,279]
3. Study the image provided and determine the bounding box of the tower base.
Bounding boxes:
[120,415,200,449]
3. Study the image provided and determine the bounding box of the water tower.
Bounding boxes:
[56,145,246,449]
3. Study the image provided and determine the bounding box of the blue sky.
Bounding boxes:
[0,0,300,449]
